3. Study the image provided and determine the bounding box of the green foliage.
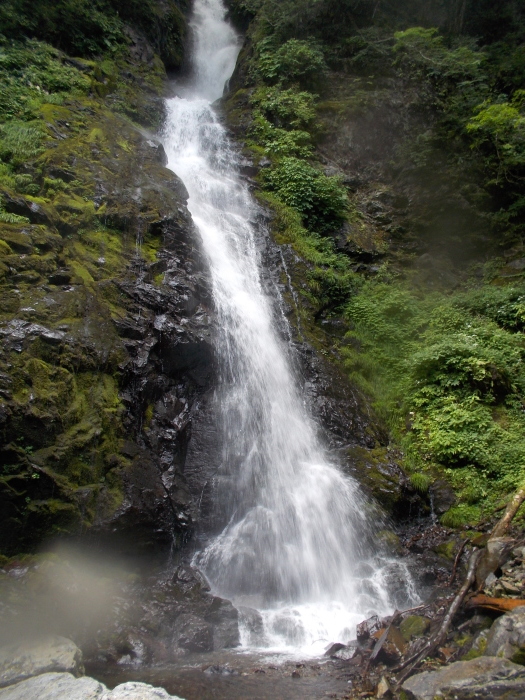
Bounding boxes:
[0,0,187,66]
[0,0,123,56]
[343,279,525,525]
[0,209,29,224]
[259,193,357,312]
[467,99,525,185]
[250,0,374,45]
[264,157,348,234]
[257,38,326,87]
[252,87,317,129]
[0,39,91,122]
[250,117,313,157]
[0,121,45,166]
[394,28,482,83]
[409,472,431,493]
[249,87,317,157]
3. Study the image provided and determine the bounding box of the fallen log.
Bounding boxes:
[491,485,525,538]
[392,484,525,689]
[394,548,482,686]
[466,594,525,613]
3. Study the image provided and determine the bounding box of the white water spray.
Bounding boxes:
[163,0,417,653]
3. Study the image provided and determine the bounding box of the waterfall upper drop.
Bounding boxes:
[163,0,417,652]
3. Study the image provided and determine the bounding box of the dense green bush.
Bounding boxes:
[257,38,326,87]
[264,157,348,234]
[343,280,525,525]
[0,0,188,65]
[252,87,317,129]
[0,39,91,122]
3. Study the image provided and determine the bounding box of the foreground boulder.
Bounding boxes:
[0,638,185,700]
[485,606,525,663]
[402,657,525,699]
[0,636,83,687]
[0,672,104,700]
[0,673,184,700]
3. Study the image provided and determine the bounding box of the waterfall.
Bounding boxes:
[163,0,417,653]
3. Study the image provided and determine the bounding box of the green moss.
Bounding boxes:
[144,404,154,429]
[69,260,94,285]
[0,239,12,255]
[435,540,458,560]
[399,615,430,642]
[409,472,431,493]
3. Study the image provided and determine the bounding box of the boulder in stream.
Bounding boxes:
[402,657,525,699]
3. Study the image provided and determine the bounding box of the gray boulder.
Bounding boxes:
[0,636,84,687]
[0,673,186,700]
[485,606,525,663]
[402,657,525,699]
[0,672,104,700]
[103,681,184,699]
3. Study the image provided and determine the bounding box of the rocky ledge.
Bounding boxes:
[0,637,184,700]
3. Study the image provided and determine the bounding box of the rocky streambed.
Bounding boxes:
[3,526,525,698]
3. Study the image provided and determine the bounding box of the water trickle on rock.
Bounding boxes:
[163,0,417,654]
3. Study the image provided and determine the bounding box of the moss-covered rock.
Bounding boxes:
[0,19,218,556]
[400,615,431,642]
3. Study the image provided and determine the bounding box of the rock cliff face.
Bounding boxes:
[0,72,215,557]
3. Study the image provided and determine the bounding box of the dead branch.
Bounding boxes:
[394,548,482,688]
[449,538,469,586]
[491,486,525,538]
[466,595,525,613]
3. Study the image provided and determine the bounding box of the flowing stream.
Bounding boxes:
[163,0,417,655]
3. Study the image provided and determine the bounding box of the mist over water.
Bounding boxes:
[163,0,418,653]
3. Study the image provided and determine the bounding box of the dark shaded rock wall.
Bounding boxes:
[0,95,216,556]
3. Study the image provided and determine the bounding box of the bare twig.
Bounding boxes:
[449,538,469,586]
[491,486,525,538]
[394,548,482,688]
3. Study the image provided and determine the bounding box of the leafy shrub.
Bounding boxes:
[0,0,187,65]
[250,116,313,157]
[0,121,45,166]
[0,39,90,121]
[393,27,482,83]
[343,279,525,524]
[467,97,525,193]
[0,0,123,56]
[258,38,326,87]
[251,86,317,129]
[264,157,348,233]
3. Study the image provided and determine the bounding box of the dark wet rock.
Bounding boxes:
[203,665,238,676]
[0,96,216,557]
[402,657,525,700]
[343,446,425,519]
[324,642,346,656]
[371,624,406,664]
[357,615,382,641]
[429,479,457,515]
[238,607,265,646]
[172,614,213,653]
[484,606,525,664]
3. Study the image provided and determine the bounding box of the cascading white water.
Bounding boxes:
[163,0,417,654]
